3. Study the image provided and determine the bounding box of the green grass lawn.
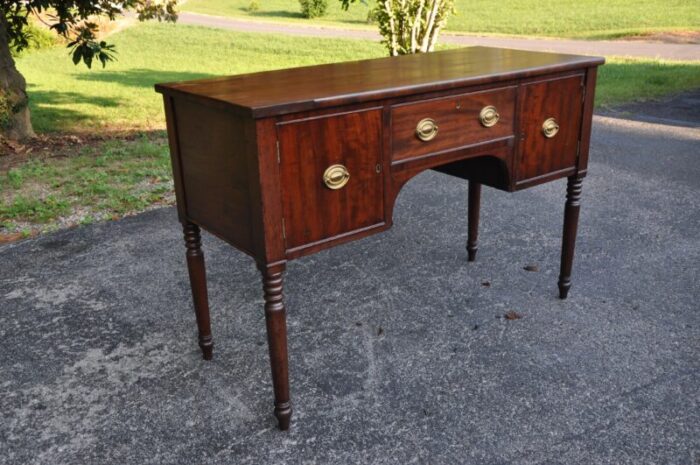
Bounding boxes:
[597,58,700,105]
[16,23,700,134]
[182,0,700,39]
[4,22,700,237]
[17,24,386,133]
[0,136,171,238]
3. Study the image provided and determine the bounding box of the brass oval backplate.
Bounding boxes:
[542,117,560,138]
[323,164,350,190]
[415,118,438,142]
[479,105,500,127]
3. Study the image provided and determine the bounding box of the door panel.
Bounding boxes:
[517,75,584,182]
[277,109,384,250]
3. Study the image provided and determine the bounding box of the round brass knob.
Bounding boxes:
[416,118,438,142]
[479,105,500,127]
[323,164,350,190]
[542,117,560,138]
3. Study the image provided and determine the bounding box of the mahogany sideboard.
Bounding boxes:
[155,46,604,431]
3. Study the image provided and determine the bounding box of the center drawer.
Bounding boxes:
[391,86,516,162]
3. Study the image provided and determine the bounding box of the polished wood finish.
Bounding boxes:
[261,265,292,430]
[157,47,602,118]
[558,176,583,299]
[577,67,598,175]
[391,87,515,162]
[183,222,213,360]
[516,74,584,183]
[156,46,603,430]
[172,99,255,254]
[162,96,187,222]
[277,109,385,251]
[467,181,481,262]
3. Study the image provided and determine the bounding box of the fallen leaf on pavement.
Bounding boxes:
[504,311,523,320]
[0,232,25,244]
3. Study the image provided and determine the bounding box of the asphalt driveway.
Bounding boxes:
[175,12,700,61]
[1,117,699,464]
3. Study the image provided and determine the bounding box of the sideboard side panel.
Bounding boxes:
[162,96,187,222]
[172,98,254,255]
[577,67,598,175]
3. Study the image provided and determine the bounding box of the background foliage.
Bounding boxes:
[300,0,329,18]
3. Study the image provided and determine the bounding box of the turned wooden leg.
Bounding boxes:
[558,176,583,299]
[261,266,292,431]
[467,181,481,262]
[183,222,213,360]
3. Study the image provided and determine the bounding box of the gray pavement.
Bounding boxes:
[599,88,700,128]
[1,117,699,464]
[177,12,700,60]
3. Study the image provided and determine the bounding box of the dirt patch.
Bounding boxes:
[624,31,700,44]
[0,133,155,174]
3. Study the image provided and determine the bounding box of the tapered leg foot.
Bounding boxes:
[200,341,213,361]
[261,265,292,431]
[183,222,214,360]
[467,181,481,262]
[274,402,292,431]
[558,282,571,300]
[558,176,583,300]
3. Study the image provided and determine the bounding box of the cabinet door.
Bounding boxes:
[517,75,584,183]
[277,109,384,251]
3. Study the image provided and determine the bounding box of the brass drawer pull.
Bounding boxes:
[542,117,560,138]
[323,164,350,190]
[479,105,500,127]
[415,118,438,141]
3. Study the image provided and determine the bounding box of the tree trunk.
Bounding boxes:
[0,16,36,142]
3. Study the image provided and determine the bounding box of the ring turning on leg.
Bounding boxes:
[262,267,292,430]
[183,222,214,360]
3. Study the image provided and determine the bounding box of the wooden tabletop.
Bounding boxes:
[155,46,604,118]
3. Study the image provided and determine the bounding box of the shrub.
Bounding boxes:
[300,0,328,18]
[10,22,58,57]
[341,0,456,56]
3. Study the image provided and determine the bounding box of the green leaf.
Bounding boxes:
[84,51,93,69]
[72,48,82,65]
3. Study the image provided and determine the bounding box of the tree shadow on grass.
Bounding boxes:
[26,70,219,133]
[72,69,217,90]
[27,88,121,133]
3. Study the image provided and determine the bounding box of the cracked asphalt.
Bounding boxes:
[1,115,699,464]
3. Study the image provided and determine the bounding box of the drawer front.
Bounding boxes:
[517,75,584,182]
[277,109,384,251]
[391,87,516,162]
